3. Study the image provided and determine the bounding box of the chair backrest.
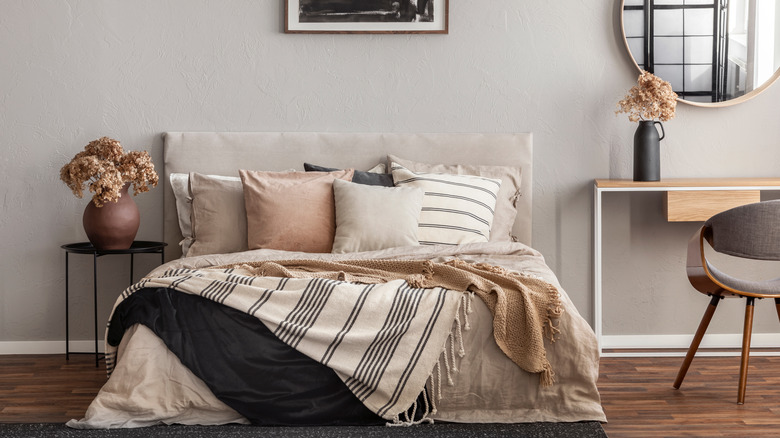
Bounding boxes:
[704,200,780,261]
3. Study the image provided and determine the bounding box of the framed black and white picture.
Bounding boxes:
[285,0,448,34]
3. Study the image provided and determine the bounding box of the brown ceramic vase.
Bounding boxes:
[82,183,140,250]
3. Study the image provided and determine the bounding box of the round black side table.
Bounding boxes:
[62,240,167,367]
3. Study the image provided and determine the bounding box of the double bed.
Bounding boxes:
[68,132,605,428]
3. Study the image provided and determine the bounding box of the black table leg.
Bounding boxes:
[93,253,99,368]
[65,251,69,361]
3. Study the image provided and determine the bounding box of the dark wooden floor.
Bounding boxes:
[3,353,780,436]
[0,354,106,423]
[598,353,780,437]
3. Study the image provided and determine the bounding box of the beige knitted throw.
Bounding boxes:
[221,258,564,386]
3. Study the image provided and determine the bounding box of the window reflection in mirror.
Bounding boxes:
[622,0,780,104]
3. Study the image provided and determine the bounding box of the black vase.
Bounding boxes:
[633,120,665,182]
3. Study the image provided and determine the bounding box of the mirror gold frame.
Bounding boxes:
[620,0,780,107]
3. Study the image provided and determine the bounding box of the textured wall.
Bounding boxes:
[2,0,780,349]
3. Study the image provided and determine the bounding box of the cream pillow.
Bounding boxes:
[391,163,501,246]
[187,173,247,257]
[387,155,522,242]
[331,179,424,253]
[240,169,354,253]
[169,173,194,255]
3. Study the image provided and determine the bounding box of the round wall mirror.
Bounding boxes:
[620,0,780,107]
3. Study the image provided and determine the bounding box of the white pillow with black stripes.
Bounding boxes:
[391,162,501,246]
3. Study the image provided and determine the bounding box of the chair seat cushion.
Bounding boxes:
[706,261,780,296]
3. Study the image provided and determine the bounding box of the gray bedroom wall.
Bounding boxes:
[2,1,780,351]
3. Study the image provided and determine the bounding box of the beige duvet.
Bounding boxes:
[68,242,606,428]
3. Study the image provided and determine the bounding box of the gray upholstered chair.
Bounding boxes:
[673,200,780,404]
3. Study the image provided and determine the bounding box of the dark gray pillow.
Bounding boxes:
[304,163,394,187]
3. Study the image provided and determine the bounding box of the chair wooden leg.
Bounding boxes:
[737,297,756,404]
[774,298,780,323]
[674,295,721,389]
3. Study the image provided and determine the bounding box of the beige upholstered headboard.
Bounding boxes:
[162,132,533,260]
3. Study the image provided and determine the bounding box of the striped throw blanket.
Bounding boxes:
[105,258,562,423]
[106,265,462,422]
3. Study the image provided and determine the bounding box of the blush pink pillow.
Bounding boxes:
[239,169,354,253]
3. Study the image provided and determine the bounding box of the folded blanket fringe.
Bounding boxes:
[390,292,473,427]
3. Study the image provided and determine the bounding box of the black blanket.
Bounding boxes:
[107,287,385,426]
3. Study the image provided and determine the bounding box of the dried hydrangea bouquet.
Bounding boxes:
[60,137,158,249]
[616,71,678,181]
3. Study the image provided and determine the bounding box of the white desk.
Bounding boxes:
[593,178,780,354]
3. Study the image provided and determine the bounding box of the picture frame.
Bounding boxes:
[285,0,448,34]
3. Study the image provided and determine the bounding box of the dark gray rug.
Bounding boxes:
[0,422,607,437]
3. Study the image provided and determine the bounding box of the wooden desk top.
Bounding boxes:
[595,178,780,189]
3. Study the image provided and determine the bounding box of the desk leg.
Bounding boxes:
[93,253,99,368]
[65,252,69,361]
[593,185,603,351]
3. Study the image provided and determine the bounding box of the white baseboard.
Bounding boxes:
[0,340,104,355]
[601,333,780,357]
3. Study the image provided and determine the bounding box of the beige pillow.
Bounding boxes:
[332,179,424,253]
[187,173,247,257]
[391,163,501,246]
[240,169,355,253]
[387,155,522,242]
